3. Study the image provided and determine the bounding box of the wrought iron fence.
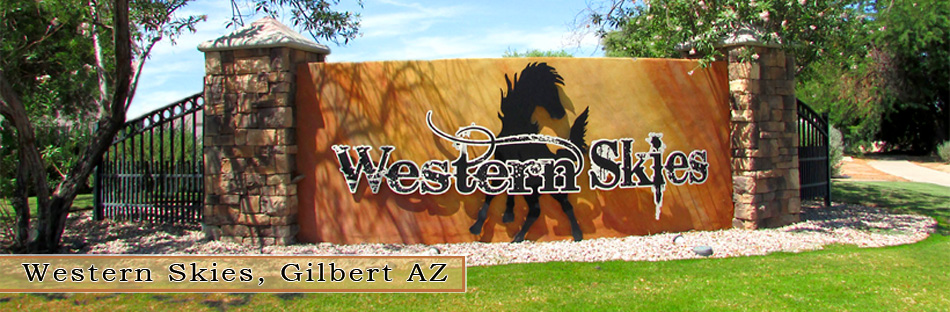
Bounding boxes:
[93,93,204,223]
[797,99,831,206]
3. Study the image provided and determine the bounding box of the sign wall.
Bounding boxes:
[295,58,732,244]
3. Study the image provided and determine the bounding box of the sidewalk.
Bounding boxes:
[866,160,950,188]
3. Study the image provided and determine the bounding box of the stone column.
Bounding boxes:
[720,32,801,229]
[680,29,801,229]
[198,17,328,246]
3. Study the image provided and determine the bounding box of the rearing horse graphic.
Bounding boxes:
[467,62,590,242]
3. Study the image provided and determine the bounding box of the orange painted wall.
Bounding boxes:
[295,58,732,244]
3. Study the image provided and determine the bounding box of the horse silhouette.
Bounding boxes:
[468,62,590,242]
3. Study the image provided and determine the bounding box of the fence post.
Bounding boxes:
[93,163,103,221]
[822,112,831,207]
[198,17,329,246]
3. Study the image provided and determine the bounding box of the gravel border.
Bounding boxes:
[54,203,936,267]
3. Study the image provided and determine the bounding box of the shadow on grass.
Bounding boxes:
[152,294,190,304]
[30,293,70,301]
[201,293,254,311]
[833,181,950,235]
[276,293,303,301]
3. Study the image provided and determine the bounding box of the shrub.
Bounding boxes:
[830,126,845,177]
[938,141,950,163]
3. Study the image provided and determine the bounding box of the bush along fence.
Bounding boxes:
[171,19,809,246]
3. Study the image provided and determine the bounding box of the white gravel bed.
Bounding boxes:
[57,203,936,267]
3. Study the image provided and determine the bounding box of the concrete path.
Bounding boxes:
[867,160,950,188]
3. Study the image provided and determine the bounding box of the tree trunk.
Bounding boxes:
[0,71,51,253]
[31,0,133,253]
[12,146,31,249]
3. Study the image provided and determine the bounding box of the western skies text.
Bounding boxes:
[331,112,709,219]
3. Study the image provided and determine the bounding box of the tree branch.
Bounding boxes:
[126,37,160,111]
[90,1,110,114]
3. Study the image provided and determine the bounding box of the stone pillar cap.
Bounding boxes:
[198,17,330,55]
[675,27,782,51]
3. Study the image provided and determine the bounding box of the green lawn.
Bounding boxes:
[0,193,94,218]
[832,181,950,235]
[0,181,947,311]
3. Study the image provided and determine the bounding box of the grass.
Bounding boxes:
[0,193,94,218]
[0,181,947,311]
[832,181,950,235]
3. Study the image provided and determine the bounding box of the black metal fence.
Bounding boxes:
[93,93,204,223]
[797,99,831,206]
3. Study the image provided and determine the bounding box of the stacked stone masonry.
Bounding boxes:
[202,47,324,246]
[726,46,801,229]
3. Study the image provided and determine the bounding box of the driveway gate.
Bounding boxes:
[797,99,831,206]
[93,93,204,223]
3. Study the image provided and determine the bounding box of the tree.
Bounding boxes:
[872,0,949,153]
[0,0,102,202]
[794,0,947,153]
[1,0,147,252]
[502,48,574,58]
[585,0,870,75]
[0,0,361,253]
[586,0,948,154]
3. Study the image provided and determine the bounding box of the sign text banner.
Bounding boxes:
[295,58,732,244]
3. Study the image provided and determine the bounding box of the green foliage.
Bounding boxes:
[591,0,867,72]
[0,0,102,197]
[591,0,948,153]
[794,0,948,153]
[2,0,361,251]
[0,0,359,197]
[0,0,100,115]
[938,141,950,163]
[0,1,203,198]
[797,58,885,153]
[502,48,573,58]
[872,0,949,153]
[829,125,844,176]
[241,0,362,44]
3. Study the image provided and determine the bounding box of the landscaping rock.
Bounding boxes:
[693,246,714,257]
[52,203,937,267]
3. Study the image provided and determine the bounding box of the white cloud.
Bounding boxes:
[360,1,468,38]
[348,26,602,61]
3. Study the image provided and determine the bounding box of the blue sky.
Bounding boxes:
[129,0,605,118]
